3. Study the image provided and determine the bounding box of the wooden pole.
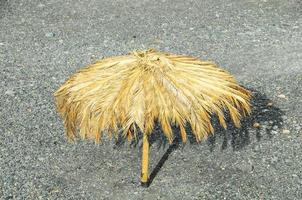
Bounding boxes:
[141,133,149,187]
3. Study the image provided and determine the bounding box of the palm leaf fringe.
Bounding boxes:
[54,49,251,143]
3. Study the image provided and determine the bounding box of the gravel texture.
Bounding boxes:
[1,0,302,199]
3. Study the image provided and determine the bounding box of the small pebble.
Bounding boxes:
[267,102,273,107]
[25,156,31,160]
[38,157,45,161]
[277,94,286,99]
[154,39,164,44]
[254,145,260,151]
[5,90,14,96]
[282,129,290,134]
[281,115,288,120]
[253,122,260,128]
[45,32,55,37]
[284,159,291,163]
[237,163,253,172]
[271,130,278,135]
[271,157,278,162]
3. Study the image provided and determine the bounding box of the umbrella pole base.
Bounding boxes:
[141,181,149,188]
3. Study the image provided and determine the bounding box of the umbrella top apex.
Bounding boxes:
[130,48,171,59]
[131,48,158,55]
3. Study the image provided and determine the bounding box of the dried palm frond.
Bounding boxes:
[54,49,251,186]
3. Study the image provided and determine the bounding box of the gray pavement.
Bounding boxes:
[0,0,302,199]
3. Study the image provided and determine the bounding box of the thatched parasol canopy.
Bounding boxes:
[54,49,251,142]
[54,49,251,186]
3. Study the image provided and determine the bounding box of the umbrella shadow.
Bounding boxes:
[114,88,285,187]
[204,88,285,151]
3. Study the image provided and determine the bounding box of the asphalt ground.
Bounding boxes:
[0,0,302,199]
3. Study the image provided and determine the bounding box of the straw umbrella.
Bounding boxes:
[54,49,251,186]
